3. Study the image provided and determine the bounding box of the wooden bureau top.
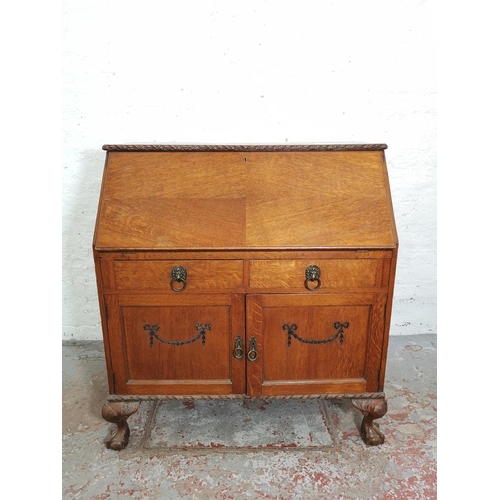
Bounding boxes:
[93,145,398,251]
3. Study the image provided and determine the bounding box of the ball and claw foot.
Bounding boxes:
[351,398,387,446]
[102,401,140,450]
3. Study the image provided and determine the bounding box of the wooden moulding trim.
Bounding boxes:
[94,245,398,253]
[107,392,385,402]
[97,249,394,260]
[102,144,388,152]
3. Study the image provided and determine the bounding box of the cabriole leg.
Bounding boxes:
[102,401,140,450]
[351,398,387,446]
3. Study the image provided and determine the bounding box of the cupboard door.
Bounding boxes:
[105,294,245,395]
[246,293,387,396]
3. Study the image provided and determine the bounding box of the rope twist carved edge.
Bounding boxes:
[107,393,386,402]
[102,144,388,152]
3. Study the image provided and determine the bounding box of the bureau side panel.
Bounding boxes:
[381,150,399,248]
[93,249,115,392]
[92,152,110,249]
[377,249,398,390]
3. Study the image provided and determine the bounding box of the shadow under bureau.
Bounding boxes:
[93,144,398,450]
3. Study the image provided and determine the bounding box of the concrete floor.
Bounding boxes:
[62,334,437,499]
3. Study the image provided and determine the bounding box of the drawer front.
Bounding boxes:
[113,260,244,291]
[249,259,379,291]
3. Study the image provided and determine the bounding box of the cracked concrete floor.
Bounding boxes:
[62,334,436,499]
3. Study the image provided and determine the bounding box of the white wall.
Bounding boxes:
[62,0,436,340]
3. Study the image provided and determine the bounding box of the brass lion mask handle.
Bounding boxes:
[170,265,187,292]
[305,264,321,291]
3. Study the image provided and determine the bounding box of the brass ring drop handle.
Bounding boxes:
[304,264,321,291]
[170,266,187,292]
[233,335,244,359]
[247,337,258,362]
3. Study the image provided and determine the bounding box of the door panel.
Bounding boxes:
[106,294,245,395]
[246,293,387,396]
[123,306,229,381]
[264,305,370,380]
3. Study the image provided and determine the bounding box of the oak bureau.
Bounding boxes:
[93,144,398,450]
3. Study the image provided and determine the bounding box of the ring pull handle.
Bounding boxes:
[170,266,187,292]
[304,264,321,291]
[247,337,258,362]
[233,335,244,359]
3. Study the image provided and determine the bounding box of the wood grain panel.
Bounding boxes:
[261,379,367,396]
[365,293,388,391]
[378,248,398,390]
[244,151,395,248]
[261,304,370,381]
[98,258,115,290]
[102,250,393,261]
[105,294,126,393]
[123,381,234,396]
[381,258,392,288]
[96,198,246,250]
[260,293,377,308]
[121,305,230,382]
[245,196,394,248]
[117,294,232,307]
[244,151,386,199]
[245,295,263,396]
[230,293,246,394]
[104,152,246,199]
[95,149,397,250]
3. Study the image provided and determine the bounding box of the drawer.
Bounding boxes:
[112,260,244,291]
[249,259,380,291]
